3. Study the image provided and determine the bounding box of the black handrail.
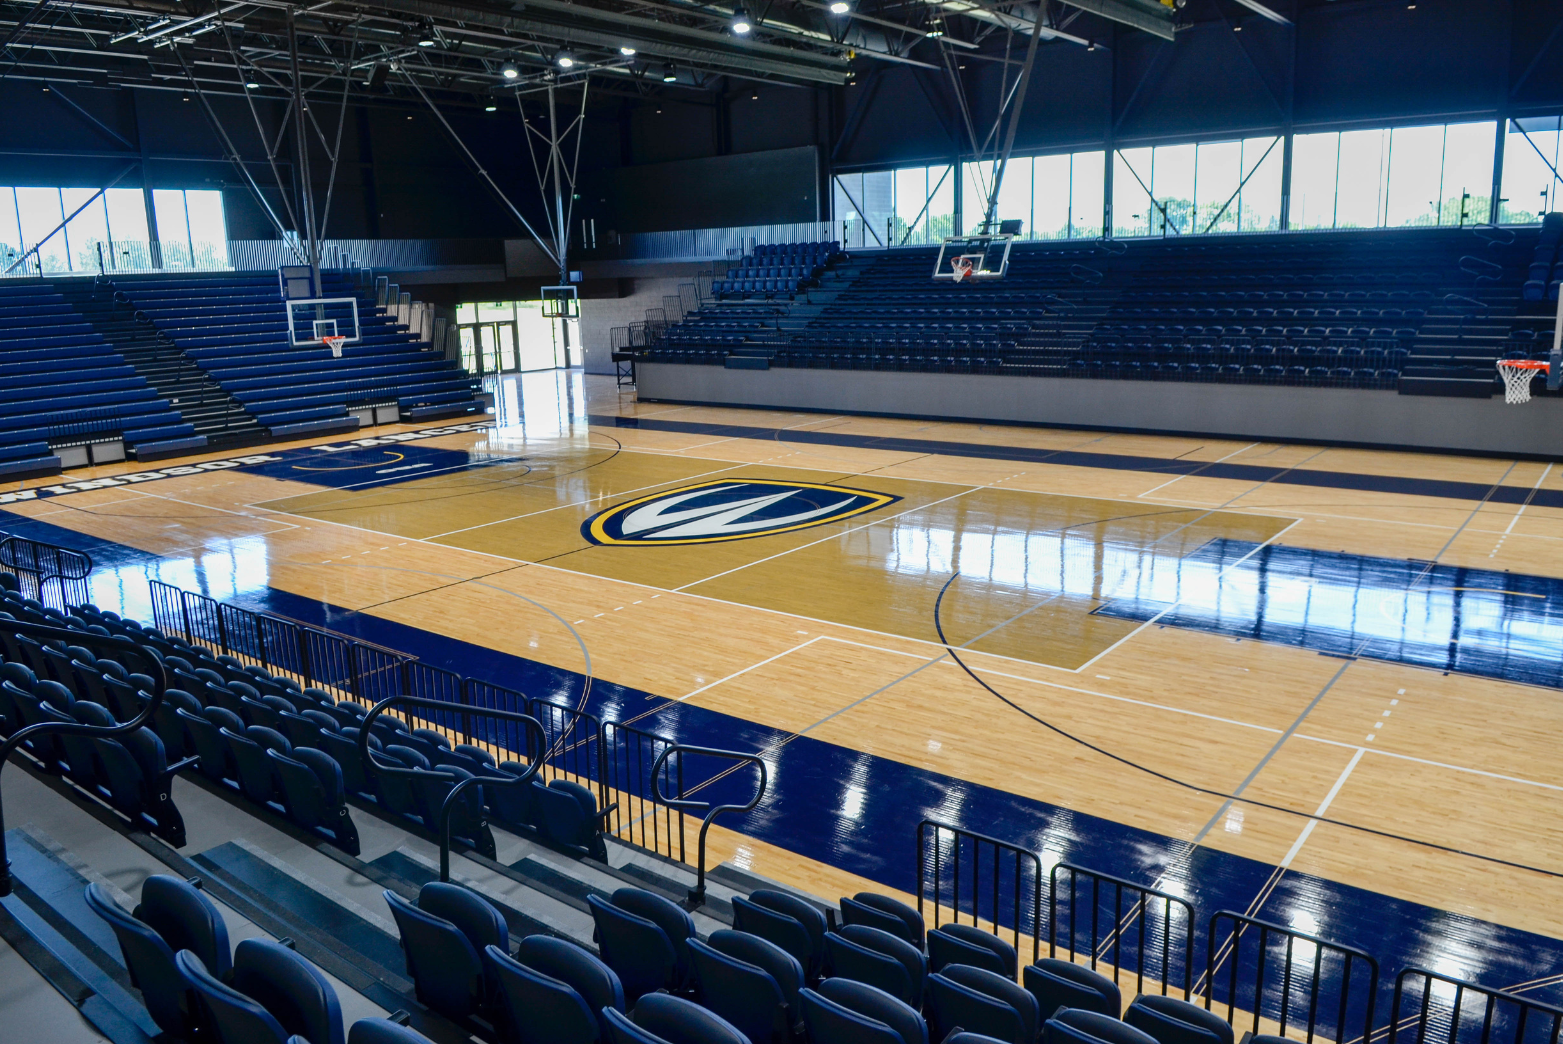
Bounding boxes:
[357,695,545,883]
[1206,909,1378,1043]
[0,618,169,897]
[0,538,93,611]
[1051,861,1194,999]
[1388,966,1563,1044]
[917,819,1044,966]
[1460,255,1505,282]
[649,744,767,908]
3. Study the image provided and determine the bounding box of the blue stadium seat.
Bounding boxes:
[688,935,792,1044]
[588,888,693,1001]
[801,978,928,1044]
[824,924,926,1006]
[1024,958,1122,1019]
[927,964,1039,1044]
[1124,994,1235,1044]
[507,934,625,1039]
[529,777,615,858]
[179,948,296,1044]
[735,889,828,980]
[384,882,507,1020]
[1046,1009,1161,1044]
[929,923,1017,977]
[85,876,230,1038]
[487,944,600,1044]
[348,1020,441,1044]
[840,892,925,948]
[179,937,345,1044]
[604,994,750,1044]
[268,746,360,853]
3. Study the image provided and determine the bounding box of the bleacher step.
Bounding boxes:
[0,829,164,1044]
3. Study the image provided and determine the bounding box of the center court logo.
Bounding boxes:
[582,479,900,545]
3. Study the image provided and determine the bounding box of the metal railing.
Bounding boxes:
[0,619,170,897]
[149,580,415,702]
[1388,967,1563,1044]
[917,819,1044,966]
[145,581,761,886]
[1206,910,1378,1044]
[357,695,545,882]
[649,745,766,907]
[601,720,686,862]
[1051,862,1195,999]
[0,537,92,611]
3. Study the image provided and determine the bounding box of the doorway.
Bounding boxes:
[458,321,519,375]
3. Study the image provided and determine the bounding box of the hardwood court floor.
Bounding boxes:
[8,370,1563,991]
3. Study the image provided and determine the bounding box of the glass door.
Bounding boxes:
[457,321,520,375]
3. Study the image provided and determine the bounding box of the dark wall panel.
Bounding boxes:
[1294,0,1506,125]
[582,145,819,232]
[1116,20,1288,142]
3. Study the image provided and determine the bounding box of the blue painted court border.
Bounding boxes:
[3,509,1561,1011]
[593,413,1563,507]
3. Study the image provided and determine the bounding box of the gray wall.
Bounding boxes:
[635,364,1563,457]
[579,273,704,374]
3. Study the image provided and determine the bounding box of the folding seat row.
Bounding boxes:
[71,599,614,863]
[87,874,437,1044]
[0,599,197,843]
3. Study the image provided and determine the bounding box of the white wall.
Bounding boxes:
[636,364,1563,457]
[578,276,695,374]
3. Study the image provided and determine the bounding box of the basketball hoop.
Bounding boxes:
[322,334,347,359]
[1497,359,1549,404]
[951,256,975,283]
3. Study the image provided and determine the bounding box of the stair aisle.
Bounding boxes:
[50,279,264,453]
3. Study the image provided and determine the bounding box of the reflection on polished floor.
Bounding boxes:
[8,368,1563,1003]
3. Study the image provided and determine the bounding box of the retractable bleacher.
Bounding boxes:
[0,282,199,474]
[112,271,481,437]
[653,227,1542,400]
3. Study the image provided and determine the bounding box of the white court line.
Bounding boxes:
[672,475,1026,593]
[1074,515,1303,672]
[1503,462,1554,536]
[1279,747,1365,867]
[676,635,824,701]
[422,461,752,540]
[1137,442,1259,499]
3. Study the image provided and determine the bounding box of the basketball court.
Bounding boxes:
[5,368,1563,997]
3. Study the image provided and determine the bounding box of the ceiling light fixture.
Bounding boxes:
[620,45,637,56]
[731,6,753,34]
[555,49,575,68]
[245,80,259,89]
[829,1,850,13]
[485,104,497,111]
[926,26,944,37]
[662,63,678,82]
[500,62,519,79]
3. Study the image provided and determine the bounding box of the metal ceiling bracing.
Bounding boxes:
[0,0,1277,109]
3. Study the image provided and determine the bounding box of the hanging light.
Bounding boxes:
[620,45,637,56]
[500,62,519,79]
[245,80,259,88]
[555,49,575,68]
[731,6,753,34]
[661,63,678,82]
[485,104,497,111]
[829,1,850,13]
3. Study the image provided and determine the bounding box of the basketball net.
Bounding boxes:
[1497,360,1548,404]
[322,335,347,359]
[951,256,974,283]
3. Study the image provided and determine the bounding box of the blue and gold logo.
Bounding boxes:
[583,479,900,546]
